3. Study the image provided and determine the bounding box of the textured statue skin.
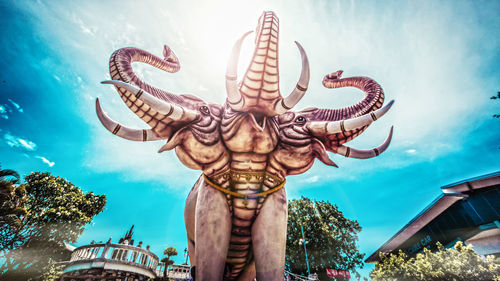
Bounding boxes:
[96,11,394,281]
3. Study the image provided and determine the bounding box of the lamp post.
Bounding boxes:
[184,248,189,265]
[299,224,311,277]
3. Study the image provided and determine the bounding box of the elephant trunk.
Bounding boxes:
[239,11,280,115]
[314,70,385,121]
[226,11,310,117]
[109,46,187,106]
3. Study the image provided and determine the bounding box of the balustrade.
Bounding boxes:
[68,243,159,272]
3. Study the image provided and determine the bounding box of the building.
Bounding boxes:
[366,171,500,263]
[59,226,192,280]
[164,264,192,281]
[60,226,159,280]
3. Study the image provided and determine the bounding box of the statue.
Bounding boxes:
[96,11,393,281]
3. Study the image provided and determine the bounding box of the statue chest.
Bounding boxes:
[221,114,278,154]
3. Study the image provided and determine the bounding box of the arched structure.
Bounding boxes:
[60,242,159,281]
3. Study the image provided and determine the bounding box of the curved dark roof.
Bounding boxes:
[366,171,500,263]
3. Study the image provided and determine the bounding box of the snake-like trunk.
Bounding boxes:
[238,11,281,116]
[109,46,186,105]
[317,73,385,121]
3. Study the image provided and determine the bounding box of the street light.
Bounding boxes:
[299,224,311,277]
[183,248,189,265]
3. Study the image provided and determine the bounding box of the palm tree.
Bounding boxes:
[0,165,26,252]
[161,246,178,278]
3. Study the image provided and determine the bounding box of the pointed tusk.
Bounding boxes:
[102,80,198,121]
[274,41,310,115]
[226,31,253,110]
[95,98,163,141]
[307,100,394,135]
[336,126,393,159]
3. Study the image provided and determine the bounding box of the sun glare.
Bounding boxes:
[168,1,282,101]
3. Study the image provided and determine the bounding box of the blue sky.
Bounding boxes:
[1,0,499,276]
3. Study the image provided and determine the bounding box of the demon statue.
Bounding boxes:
[96,11,393,281]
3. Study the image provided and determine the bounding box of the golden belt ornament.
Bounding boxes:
[202,173,286,207]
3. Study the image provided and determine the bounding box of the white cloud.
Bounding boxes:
[84,125,198,195]
[18,139,36,150]
[0,105,7,119]
[72,14,96,36]
[0,98,23,119]
[8,99,23,113]
[4,133,37,151]
[304,175,319,183]
[36,156,55,167]
[14,0,498,201]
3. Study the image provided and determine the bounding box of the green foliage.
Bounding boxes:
[164,246,178,259]
[371,241,500,281]
[0,166,27,252]
[162,246,178,277]
[0,171,106,280]
[162,246,178,265]
[286,197,364,279]
[39,260,64,281]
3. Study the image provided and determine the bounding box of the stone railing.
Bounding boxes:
[66,242,159,277]
[155,263,191,280]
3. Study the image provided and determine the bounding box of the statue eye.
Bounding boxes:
[295,116,306,123]
[200,105,210,115]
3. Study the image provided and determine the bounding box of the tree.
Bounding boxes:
[370,241,500,281]
[0,171,106,280]
[39,260,64,281]
[161,246,178,277]
[0,165,27,252]
[286,197,364,280]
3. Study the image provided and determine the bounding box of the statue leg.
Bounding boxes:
[251,188,288,281]
[185,179,199,276]
[235,260,256,281]
[194,177,232,280]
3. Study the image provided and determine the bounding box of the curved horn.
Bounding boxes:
[274,41,310,115]
[96,98,163,141]
[336,127,393,158]
[102,80,198,122]
[226,31,253,110]
[307,100,394,136]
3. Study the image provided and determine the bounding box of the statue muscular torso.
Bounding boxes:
[183,108,288,280]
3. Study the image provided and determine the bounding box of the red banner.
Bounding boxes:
[326,269,351,279]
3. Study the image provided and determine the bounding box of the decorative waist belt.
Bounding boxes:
[202,173,286,199]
